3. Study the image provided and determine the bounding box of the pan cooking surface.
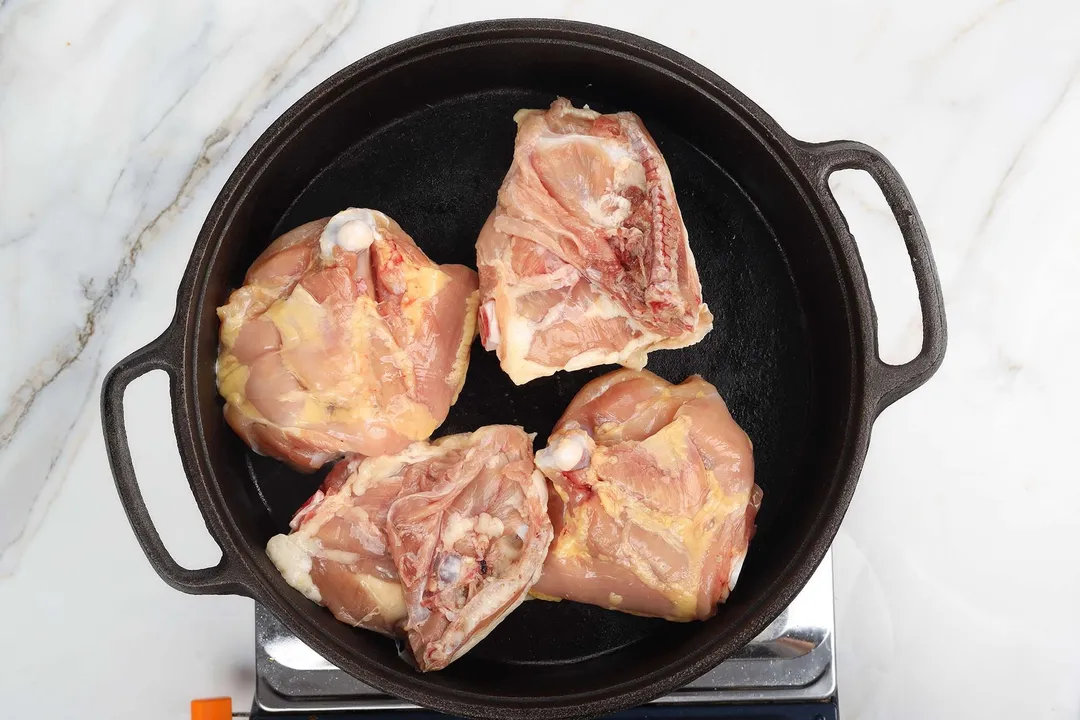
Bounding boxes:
[241,89,811,666]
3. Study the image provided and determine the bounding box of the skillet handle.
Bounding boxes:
[101,327,248,595]
[799,140,948,413]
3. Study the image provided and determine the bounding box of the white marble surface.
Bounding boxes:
[1,0,1078,717]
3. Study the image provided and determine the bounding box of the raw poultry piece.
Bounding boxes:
[217,209,479,471]
[266,455,409,636]
[386,425,552,671]
[267,426,552,672]
[532,369,761,622]
[476,97,712,385]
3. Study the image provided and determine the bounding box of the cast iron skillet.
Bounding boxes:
[101,19,946,719]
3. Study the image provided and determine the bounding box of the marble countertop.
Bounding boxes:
[2,1,1078,718]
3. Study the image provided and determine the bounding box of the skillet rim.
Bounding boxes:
[144,18,920,719]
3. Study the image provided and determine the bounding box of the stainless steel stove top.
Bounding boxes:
[254,553,834,714]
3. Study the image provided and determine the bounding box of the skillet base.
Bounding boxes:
[239,89,811,667]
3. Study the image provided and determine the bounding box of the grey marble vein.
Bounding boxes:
[947,0,1017,47]
[0,0,362,564]
[975,58,1080,237]
[0,355,101,578]
[913,0,1018,87]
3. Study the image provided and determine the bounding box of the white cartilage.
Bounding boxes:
[537,432,591,472]
[319,208,382,258]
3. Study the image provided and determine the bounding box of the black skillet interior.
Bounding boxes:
[242,89,812,664]
[196,28,854,705]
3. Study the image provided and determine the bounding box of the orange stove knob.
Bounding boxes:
[191,697,232,720]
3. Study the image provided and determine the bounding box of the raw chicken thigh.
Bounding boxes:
[386,426,552,671]
[532,369,761,622]
[267,426,552,672]
[476,98,712,385]
[217,209,479,471]
[266,455,409,636]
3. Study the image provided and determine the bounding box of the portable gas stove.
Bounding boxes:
[250,553,837,719]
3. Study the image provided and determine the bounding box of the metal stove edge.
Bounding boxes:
[254,552,834,713]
